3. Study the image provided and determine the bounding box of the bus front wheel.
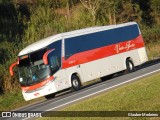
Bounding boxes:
[71,75,81,91]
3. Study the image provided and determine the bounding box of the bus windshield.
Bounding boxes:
[18,48,52,86]
[18,59,51,86]
[18,41,62,87]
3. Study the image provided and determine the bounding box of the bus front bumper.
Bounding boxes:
[22,81,57,101]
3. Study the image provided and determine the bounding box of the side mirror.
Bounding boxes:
[43,49,55,65]
[9,61,18,76]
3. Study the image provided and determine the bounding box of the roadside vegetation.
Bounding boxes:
[0,89,44,111]
[39,73,160,120]
[0,0,160,110]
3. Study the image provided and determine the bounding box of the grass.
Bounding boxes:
[0,89,45,111]
[146,40,160,60]
[38,73,160,120]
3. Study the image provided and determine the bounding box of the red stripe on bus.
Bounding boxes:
[21,76,54,91]
[62,35,144,69]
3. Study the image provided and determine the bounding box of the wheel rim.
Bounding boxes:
[129,62,133,71]
[73,79,79,87]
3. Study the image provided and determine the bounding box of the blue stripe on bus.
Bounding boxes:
[65,24,140,58]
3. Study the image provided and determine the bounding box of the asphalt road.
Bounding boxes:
[1,59,160,120]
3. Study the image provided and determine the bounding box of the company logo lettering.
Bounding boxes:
[115,41,135,53]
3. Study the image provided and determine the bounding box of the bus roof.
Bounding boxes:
[18,22,138,56]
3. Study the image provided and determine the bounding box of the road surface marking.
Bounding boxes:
[45,68,160,111]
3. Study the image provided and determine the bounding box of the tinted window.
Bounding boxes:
[48,40,62,51]
[30,49,47,62]
[47,40,62,74]
[65,24,139,58]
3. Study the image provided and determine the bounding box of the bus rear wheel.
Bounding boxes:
[126,59,135,73]
[45,93,55,100]
[71,75,81,91]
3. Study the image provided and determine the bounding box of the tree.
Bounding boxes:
[134,0,154,27]
[80,0,102,24]
[151,0,160,25]
[116,0,142,24]
[97,0,117,25]
[96,0,141,25]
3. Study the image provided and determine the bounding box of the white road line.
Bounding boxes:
[21,68,160,120]
[50,82,105,105]
[47,64,159,106]
[45,68,160,111]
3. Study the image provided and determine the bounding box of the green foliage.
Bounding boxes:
[151,0,160,24]
[141,25,160,43]
[0,0,27,92]
[0,89,44,111]
[22,1,55,47]
[0,0,160,93]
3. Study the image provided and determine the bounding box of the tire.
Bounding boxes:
[71,75,81,91]
[126,59,135,73]
[45,93,55,100]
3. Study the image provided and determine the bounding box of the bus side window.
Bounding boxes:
[49,56,60,72]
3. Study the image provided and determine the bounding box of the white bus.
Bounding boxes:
[10,22,148,101]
